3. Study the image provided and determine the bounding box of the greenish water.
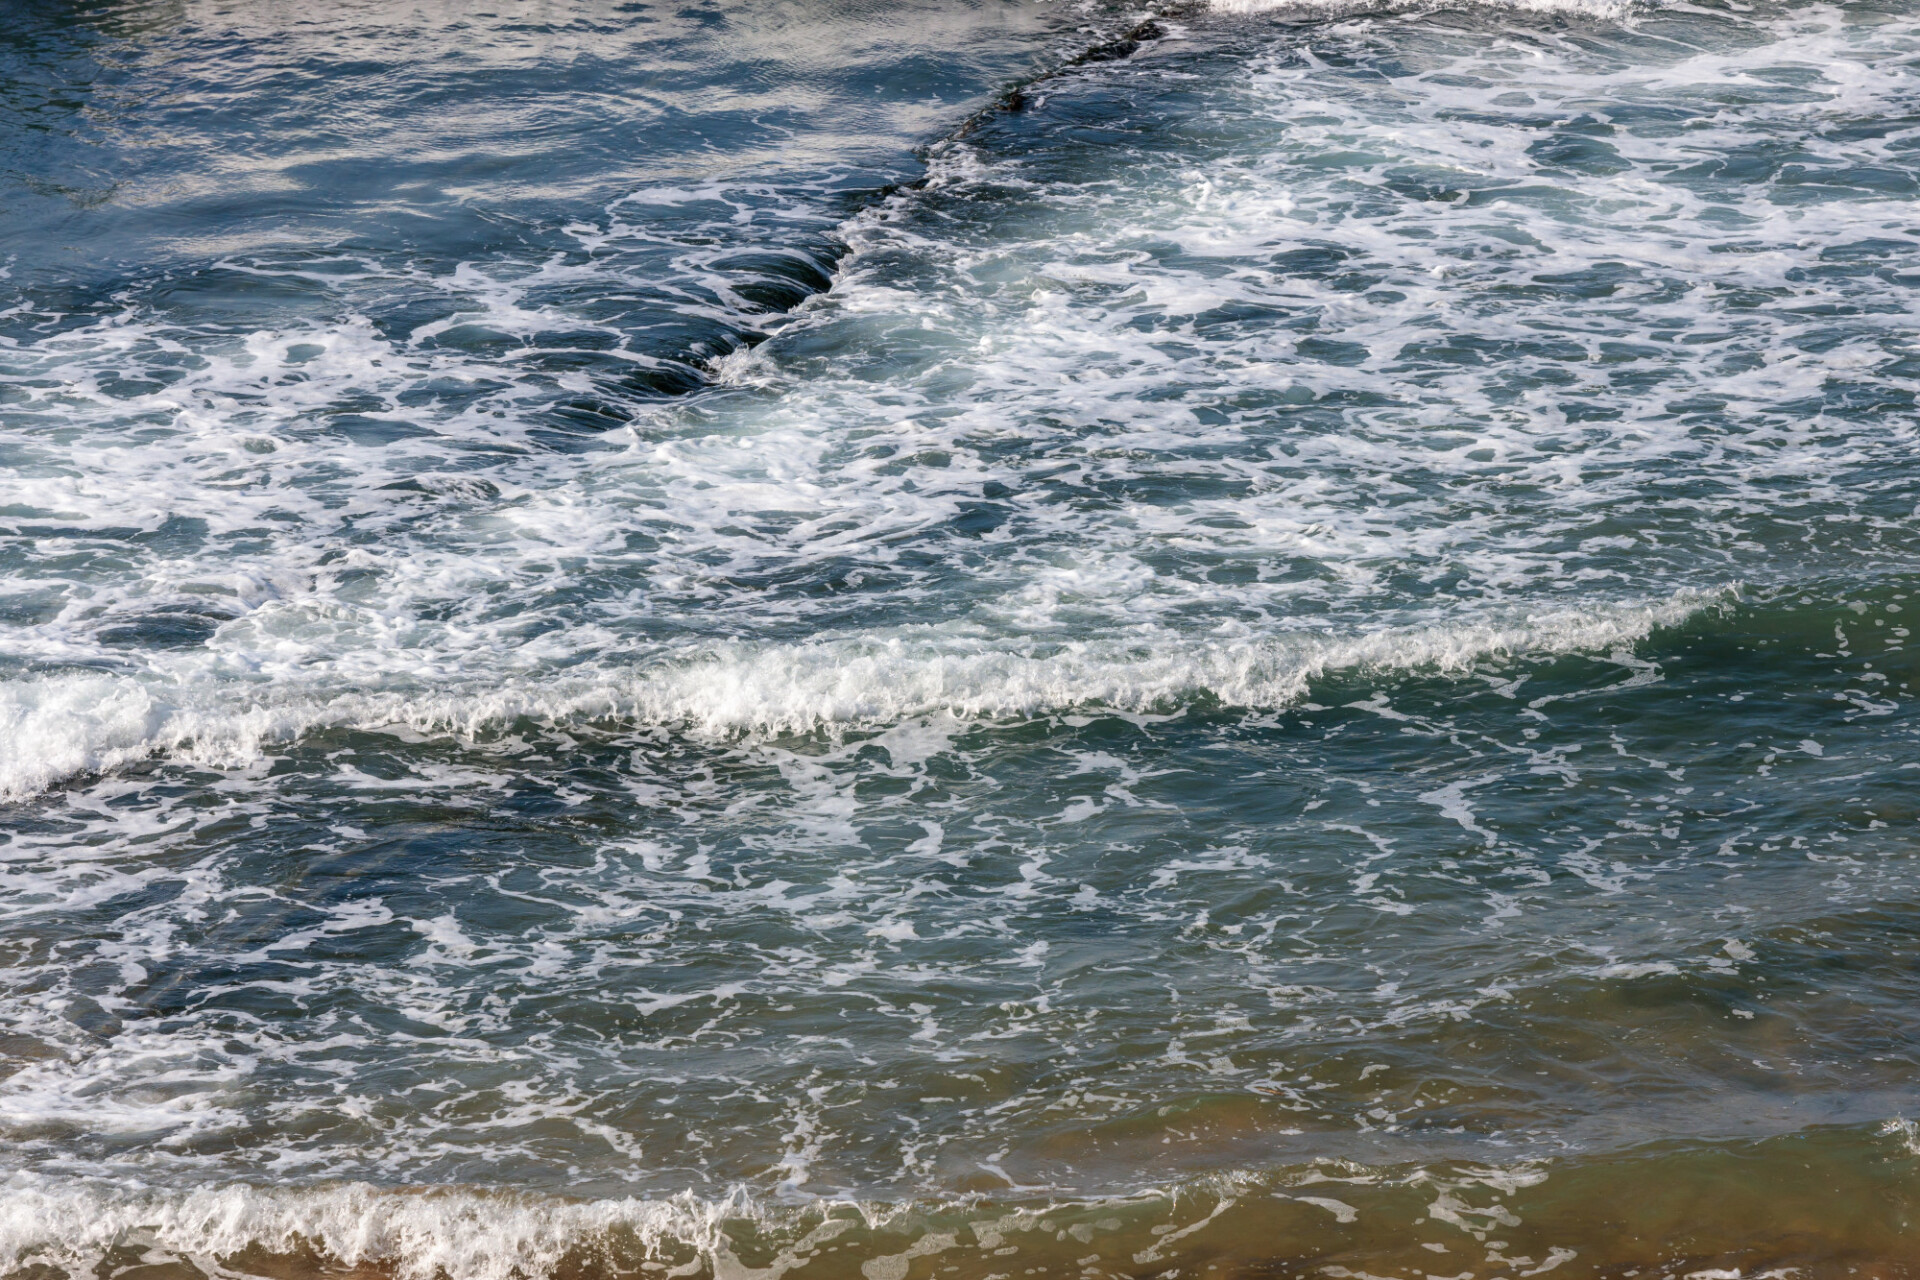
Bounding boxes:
[4,0,1920,1275]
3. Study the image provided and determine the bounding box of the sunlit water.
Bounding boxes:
[6,0,1920,1276]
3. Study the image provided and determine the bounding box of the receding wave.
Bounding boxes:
[6,1122,1916,1280]
[0,588,1729,801]
[0,1180,754,1280]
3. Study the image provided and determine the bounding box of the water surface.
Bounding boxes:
[5,0,1920,1275]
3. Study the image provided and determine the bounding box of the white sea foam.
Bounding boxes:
[0,1178,759,1280]
[0,589,1723,799]
[0,1165,1549,1280]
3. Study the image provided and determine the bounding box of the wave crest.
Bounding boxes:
[0,1179,759,1280]
[0,588,1729,802]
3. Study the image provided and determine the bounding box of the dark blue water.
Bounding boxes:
[6,0,1920,1276]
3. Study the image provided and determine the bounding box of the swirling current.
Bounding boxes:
[5,0,1920,1276]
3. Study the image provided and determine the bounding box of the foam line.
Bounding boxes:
[0,588,1727,801]
[0,1178,758,1280]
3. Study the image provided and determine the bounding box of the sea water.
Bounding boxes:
[5,0,1920,1275]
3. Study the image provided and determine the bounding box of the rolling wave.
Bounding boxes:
[0,588,1726,799]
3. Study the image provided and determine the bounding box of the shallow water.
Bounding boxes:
[5,0,1920,1275]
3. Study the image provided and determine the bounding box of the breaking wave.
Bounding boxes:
[0,588,1728,800]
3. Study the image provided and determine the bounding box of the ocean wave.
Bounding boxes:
[6,1122,1914,1280]
[0,1179,762,1280]
[0,588,1728,801]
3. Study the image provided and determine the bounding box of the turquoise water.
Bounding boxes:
[5,0,1920,1275]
